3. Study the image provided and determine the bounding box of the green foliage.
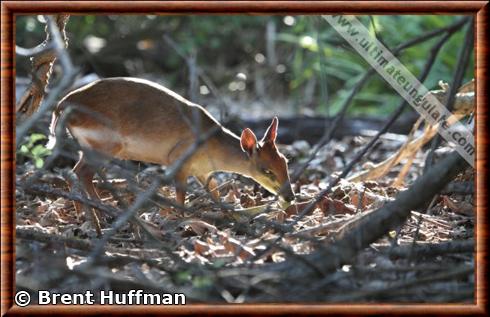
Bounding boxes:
[175,271,192,284]
[174,270,212,289]
[16,15,474,118]
[276,15,473,115]
[192,276,213,289]
[18,133,51,169]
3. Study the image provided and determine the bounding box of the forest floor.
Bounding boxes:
[15,132,475,303]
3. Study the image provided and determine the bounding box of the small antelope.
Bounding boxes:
[49,77,295,219]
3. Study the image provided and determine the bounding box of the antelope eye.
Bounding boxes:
[263,168,273,175]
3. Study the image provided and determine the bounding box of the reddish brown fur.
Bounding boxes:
[50,77,295,219]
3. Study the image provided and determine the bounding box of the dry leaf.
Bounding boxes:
[193,239,210,255]
[318,196,356,215]
[442,195,474,215]
[240,193,256,208]
[224,189,239,204]
[219,232,255,260]
[180,219,217,235]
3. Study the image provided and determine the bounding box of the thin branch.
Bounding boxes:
[289,17,469,184]
[16,42,55,57]
[16,14,70,118]
[266,150,468,278]
[16,15,78,146]
[424,18,475,170]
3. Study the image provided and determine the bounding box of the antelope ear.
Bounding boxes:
[240,128,257,156]
[262,116,278,143]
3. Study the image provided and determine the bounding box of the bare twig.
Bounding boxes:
[344,28,458,184]
[290,17,470,184]
[251,22,464,263]
[16,15,78,146]
[16,14,70,118]
[267,150,468,278]
[424,18,475,170]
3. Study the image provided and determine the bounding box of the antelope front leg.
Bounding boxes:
[175,172,188,206]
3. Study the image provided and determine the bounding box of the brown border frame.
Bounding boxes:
[1,1,488,315]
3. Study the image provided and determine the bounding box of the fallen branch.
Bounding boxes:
[381,239,474,258]
[267,150,469,278]
[16,227,181,274]
[329,264,472,302]
[17,227,93,251]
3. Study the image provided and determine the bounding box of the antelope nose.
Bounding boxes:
[280,186,295,202]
